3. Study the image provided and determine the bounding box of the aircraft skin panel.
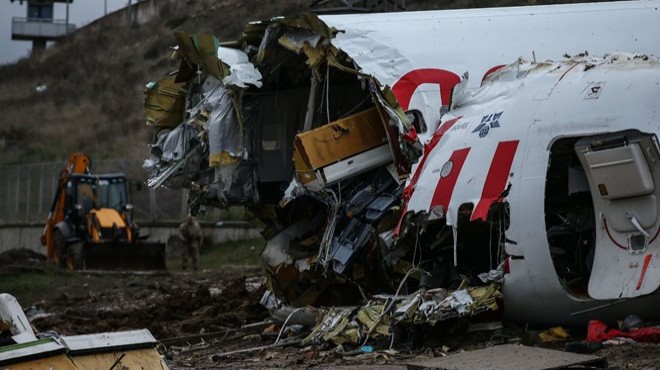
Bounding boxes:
[321,1,660,140]
[323,0,660,89]
[410,54,660,323]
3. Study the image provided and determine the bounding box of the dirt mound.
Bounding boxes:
[0,249,45,268]
[30,271,268,339]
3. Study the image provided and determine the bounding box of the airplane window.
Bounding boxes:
[406,110,427,134]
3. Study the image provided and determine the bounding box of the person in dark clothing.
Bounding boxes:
[178,214,203,271]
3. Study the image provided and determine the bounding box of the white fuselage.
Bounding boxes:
[318,2,660,324]
[405,56,660,324]
[321,0,660,143]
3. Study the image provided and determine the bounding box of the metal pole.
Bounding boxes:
[65,0,70,34]
[104,0,107,15]
[127,0,132,25]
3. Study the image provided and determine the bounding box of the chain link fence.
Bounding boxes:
[0,159,240,225]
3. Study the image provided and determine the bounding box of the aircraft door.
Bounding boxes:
[575,130,660,299]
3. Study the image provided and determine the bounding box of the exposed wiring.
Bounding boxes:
[362,267,425,347]
[274,307,304,344]
[317,188,340,270]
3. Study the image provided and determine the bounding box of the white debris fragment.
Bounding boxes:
[445,290,473,314]
[217,47,263,88]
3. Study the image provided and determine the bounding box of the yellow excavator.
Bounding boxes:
[41,153,166,270]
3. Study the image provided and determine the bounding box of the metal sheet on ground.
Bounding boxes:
[406,344,606,370]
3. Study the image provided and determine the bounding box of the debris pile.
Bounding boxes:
[0,293,167,368]
[0,249,46,271]
[303,284,501,347]
[141,12,507,313]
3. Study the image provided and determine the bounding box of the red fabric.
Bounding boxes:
[586,320,660,343]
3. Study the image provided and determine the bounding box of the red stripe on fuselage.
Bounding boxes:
[471,140,519,221]
[637,254,653,290]
[402,116,462,202]
[430,148,471,212]
[392,69,461,111]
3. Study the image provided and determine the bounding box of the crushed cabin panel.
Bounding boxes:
[144,76,186,131]
[294,107,387,170]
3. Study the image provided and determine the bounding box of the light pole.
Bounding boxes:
[65,0,70,34]
[104,0,107,15]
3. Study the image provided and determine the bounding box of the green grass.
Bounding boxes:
[1,239,266,305]
[0,269,73,306]
[166,237,265,270]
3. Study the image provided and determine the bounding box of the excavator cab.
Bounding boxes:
[66,174,134,243]
[42,153,166,270]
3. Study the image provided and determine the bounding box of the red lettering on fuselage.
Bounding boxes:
[391,69,461,111]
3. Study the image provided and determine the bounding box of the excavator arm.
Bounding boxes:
[41,153,91,264]
[41,152,166,270]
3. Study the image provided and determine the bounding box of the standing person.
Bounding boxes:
[178,214,203,271]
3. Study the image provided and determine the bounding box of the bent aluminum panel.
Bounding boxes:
[60,329,157,355]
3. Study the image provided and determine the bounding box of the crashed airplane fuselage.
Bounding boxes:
[144,1,660,325]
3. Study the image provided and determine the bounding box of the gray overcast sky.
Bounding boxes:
[0,0,128,65]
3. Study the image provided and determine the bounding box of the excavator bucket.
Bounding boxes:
[83,241,167,270]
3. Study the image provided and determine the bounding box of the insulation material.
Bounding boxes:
[144,75,186,130]
[175,32,229,81]
[144,123,204,189]
[278,29,322,54]
[206,85,243,167]
[216,47,263,88]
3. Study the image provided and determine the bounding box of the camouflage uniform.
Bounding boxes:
[178,216,202,271]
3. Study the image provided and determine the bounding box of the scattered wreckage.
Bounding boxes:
[0,293,168,369]
[142,0,660,329]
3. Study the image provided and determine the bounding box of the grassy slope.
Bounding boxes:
[0,0,607,165]
[0,0,308,165]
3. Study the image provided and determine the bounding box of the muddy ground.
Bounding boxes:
[1,249,658,369]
